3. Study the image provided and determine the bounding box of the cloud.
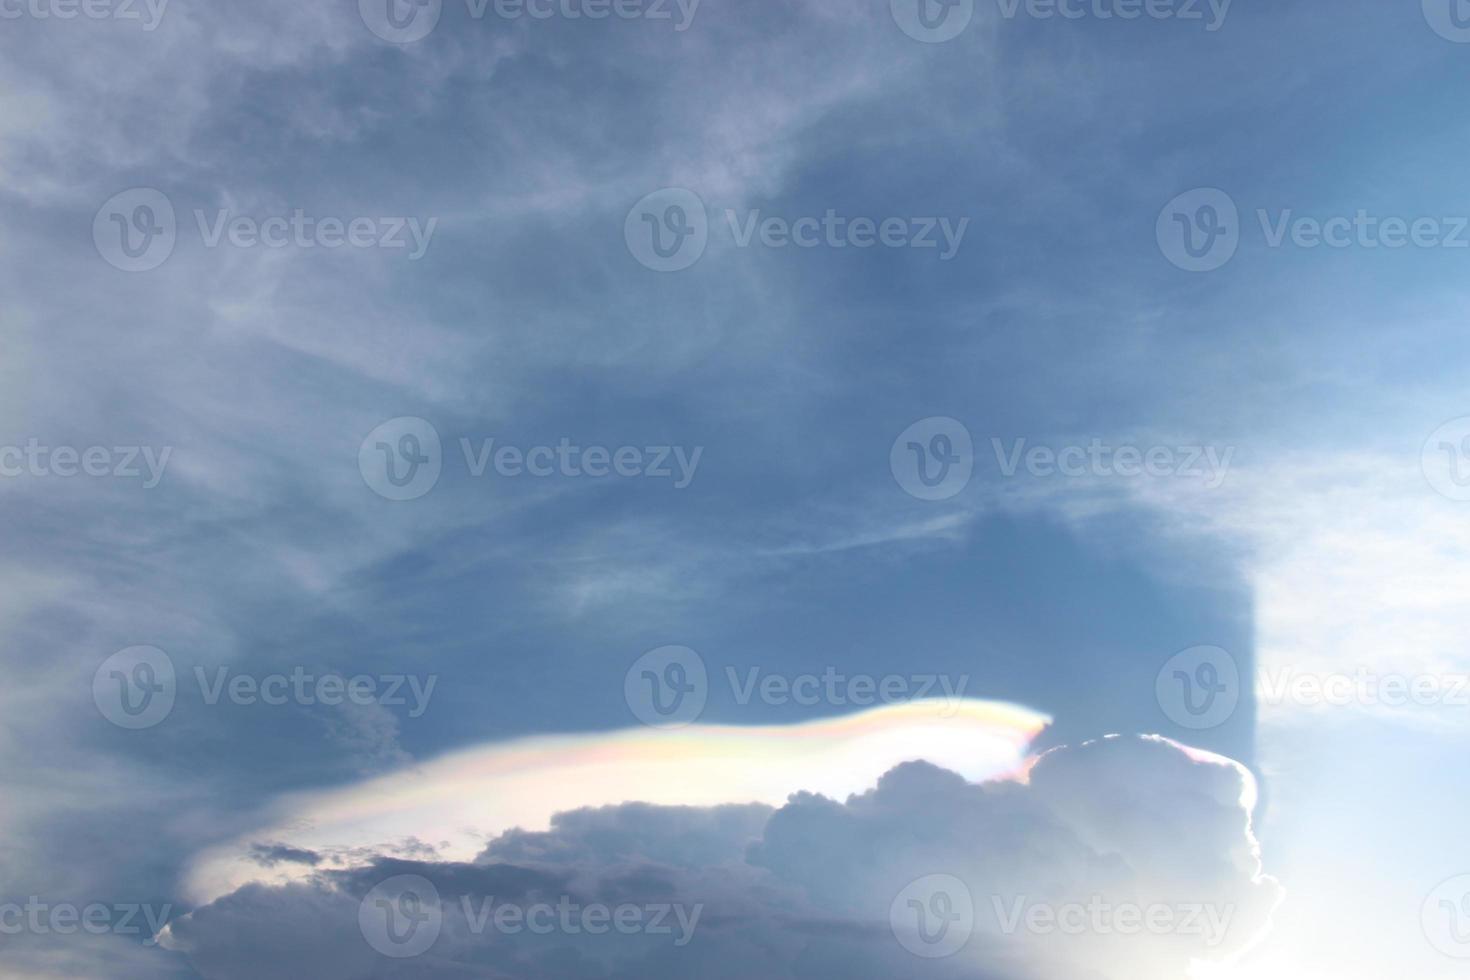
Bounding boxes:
[248,844,324,869]
[180,700,1049,904]
[318,700,415,776]
[162,734,1279,979]
[481,802,773,869]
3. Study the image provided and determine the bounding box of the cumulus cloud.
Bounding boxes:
[162,735,1279,979]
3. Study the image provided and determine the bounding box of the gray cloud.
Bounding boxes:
[248,844,324,869]
[163,735,1279,979]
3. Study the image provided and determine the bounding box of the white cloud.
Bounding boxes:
[162,732,1279,980]
[179,699,1050,905]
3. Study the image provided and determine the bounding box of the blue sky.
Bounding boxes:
[2,0,1469,977]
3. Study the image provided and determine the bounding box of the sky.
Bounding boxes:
[1,0,1469,977]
